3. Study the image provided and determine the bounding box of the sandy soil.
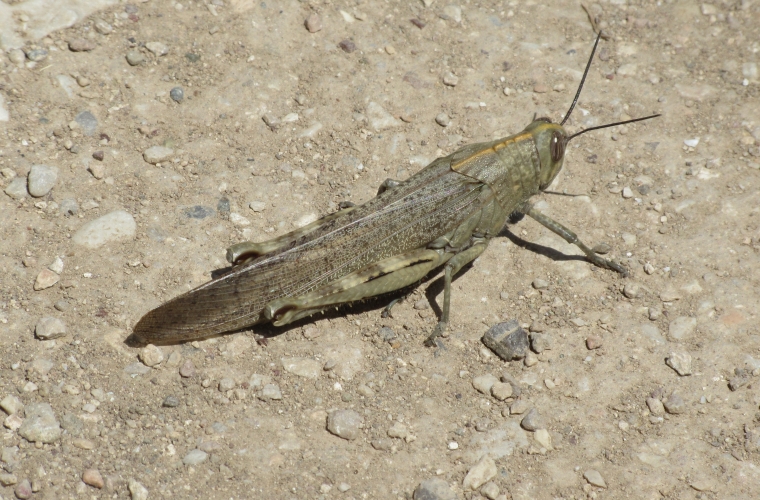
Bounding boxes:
[1,0,760,499]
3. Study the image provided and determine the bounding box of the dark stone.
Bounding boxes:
[217,197,230,215]
[482,319,529,361]
[162,396,180,408]
[338,39,356,53]
[183,206,214,219]
[170,87,184,102]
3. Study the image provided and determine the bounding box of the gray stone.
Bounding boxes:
[94,19,113,35]
[462,456,496,490]
[18,403,61,443]
[529,332,553,353]
[128,479,149,500]
[521,408,545,431]
[143,146,173,164]
[60,413,84,436]
[4,177,28,199]
[124,362,151,375]
[162,396,180,408]
[26,49,48,62]
[75,111,98,136]
[139,344,164,367]
[665,351,693,376]
[663,393,686,414]
[33,269,59,290]
[413,478,459,500]
[387,422,409,439]
[126,50,145,66]
[27,164,58,197]
[327,409,362,440]
[145,42,169,56]
[0,395,23,415]
[305,12,322,33]
[646,397,664,416]
[249,200,266,212]
[72,210,136,248]
[35,316,66,340]
[435,112,451,127]
[68,38,96,52]
[183,206,214,219]
[15,478,32,499]
[482,320,529,361]
[472,374,499,395]
[179,360,196,378]
[583,469,607,488]
[282,357,321,379]
[182,449,208,465]
[532,278,549,289]
[170,87,184,102]
[490,382,513,401]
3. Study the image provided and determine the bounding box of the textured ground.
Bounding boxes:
[1,0,760,499]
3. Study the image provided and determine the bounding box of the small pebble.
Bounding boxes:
[179,360,196,378]
[583,469,607,488]
[462,456,496,490]
[338,39,357,53]
[128,479,149,500]
[8,48,26,64]
[0,395,23,414]
[524,351,538,367]
[249,200,266,212]
[35,316,66,340]
[126,50,145,66]
[94,19,113,35]
[387,422,409,439]
[143,145,174,164]
[482,320,529,361]
[162,396,180,408]
[648,308,661,321]
[534,429,552,450]
[145,42,169,56]
[218,378,235,392]
[586,335,603,350]
[520,408,545,431]
[490,382,513,401]
[533,83,549,93]
[139,344,164,367]
[92,150,105,162]
[27,164,58,197]
[82,469,104,488]
[182,449,208,465]
[532,278,549,289]
[183,206,214,219]
[26,49,48,62]
[435,113,451,127]
[75,111,99,136]
[4,178,28,199]
[510,400,530,415]
[18,403,61,443]
[34,269,60,290]
[442,72,459,86]
[0,474,18,486]
[413,478,458,500]
[327,409,362,440]
[646,397,664,416]
[663,393,686,414]
[68,38,96,52]
[472,374,499,395]
[305,13,322,33]
[665,351,693,376]
[372,438,393,451]
[170,87,184,102]
[14,479,32,499]
[89,163,105,179]
[529,332,553,353]
[72,438,95,450]
[623,282,640,299]
[622,186,634,199]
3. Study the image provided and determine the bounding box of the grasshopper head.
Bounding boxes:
[525,119,568,191]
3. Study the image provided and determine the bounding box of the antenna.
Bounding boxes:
[560,32,602,126]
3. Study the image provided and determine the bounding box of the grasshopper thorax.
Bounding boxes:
[524,119,567,191]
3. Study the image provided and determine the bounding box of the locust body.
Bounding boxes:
[131,35,658,346]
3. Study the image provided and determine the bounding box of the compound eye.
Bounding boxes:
[550,131,565,162]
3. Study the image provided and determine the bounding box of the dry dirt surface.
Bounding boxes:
[2,0,760,499]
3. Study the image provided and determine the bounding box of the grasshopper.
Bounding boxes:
[130,34,659,346]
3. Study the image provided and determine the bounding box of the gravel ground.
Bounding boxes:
[1,0,760,499]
